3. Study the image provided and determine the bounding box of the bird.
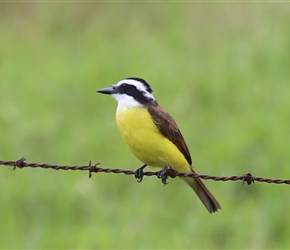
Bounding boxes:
[97,77,221,213]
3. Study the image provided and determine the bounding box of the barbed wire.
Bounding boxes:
[1,158,290,185]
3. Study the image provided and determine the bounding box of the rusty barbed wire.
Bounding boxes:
[1,158,290,185]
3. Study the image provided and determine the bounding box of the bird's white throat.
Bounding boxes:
[112,93,143,111]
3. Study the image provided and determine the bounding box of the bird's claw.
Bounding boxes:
[157,166,170,186]
[134,164,147,183]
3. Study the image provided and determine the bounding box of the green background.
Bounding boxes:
[1,2,290,249]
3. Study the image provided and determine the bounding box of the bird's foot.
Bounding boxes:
[134,164,147,183]
[157,166,169,186]
[157,166,178,186]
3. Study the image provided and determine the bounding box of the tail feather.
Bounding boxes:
[181,171,221,213]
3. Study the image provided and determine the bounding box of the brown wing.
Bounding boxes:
[147,105,192,165]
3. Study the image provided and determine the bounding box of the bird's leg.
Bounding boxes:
[134,164,147,183]
[157,166,170,186]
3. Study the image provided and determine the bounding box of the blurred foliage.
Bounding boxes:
[1,2,290,249]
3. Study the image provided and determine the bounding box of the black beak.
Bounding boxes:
[97,86,117,95]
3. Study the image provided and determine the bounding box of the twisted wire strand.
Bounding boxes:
[1,158,290,185]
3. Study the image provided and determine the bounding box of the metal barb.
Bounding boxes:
[242,173,254,185]
[13,157,26,170]
[88,161,100,178]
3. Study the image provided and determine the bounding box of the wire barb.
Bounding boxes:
[13,157,26,170]
[242,173,254,185]
[88,161,100,178]
[1,158,290,185]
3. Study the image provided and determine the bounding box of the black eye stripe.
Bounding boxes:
[118,84,150,105]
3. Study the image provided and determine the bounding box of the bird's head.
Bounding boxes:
[97,77,157,109]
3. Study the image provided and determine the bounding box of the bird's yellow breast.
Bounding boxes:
[116,106,189,171]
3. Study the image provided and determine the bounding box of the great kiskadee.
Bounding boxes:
[97,77,221,213]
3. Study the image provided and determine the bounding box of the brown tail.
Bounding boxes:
[181,170,221,213]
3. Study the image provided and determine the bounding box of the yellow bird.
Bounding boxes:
[97,77,221,213]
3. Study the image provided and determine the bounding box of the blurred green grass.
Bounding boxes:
[1,2,290,249]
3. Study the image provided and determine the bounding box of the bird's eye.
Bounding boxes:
[120,84,127,89]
